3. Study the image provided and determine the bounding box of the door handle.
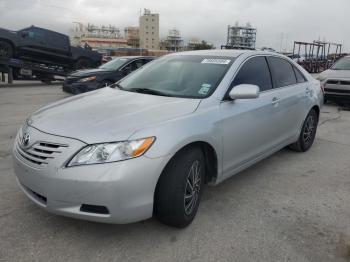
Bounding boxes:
[305,87,311,94]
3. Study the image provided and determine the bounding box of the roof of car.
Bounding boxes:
[172,49,271,58]
[114,56,156,60]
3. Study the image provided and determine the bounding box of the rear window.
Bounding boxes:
[267,57,297,88]
[293,67,307,83]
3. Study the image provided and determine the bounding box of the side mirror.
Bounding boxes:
[229,84,260,100]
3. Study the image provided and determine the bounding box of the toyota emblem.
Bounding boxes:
[21,132,30,147]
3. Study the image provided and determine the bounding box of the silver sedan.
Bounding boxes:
[13,50,323,227]
[318,55,350,104]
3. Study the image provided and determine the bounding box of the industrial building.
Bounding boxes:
[161,29,184,52]
[139,9,160,50]
[124,26,140,48]
[70,23,128,49]
[222,22,257,50]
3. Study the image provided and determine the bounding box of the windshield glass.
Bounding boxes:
[331,57,350,70]
[116,55,234,98]
[100,58,129,70]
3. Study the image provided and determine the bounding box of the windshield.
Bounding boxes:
[100,58,129,70]
[331,57,350,70]
[116,55,234,98]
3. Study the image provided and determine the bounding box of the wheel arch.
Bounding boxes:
[153,140,219,220]
[157,140,219,186]
[311,104,320,118]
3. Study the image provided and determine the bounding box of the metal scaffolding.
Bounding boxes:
[221,24,257,50]
[292,41,343,73]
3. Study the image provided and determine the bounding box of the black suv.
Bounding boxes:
[0,25,101,69]
[63,56,155,94]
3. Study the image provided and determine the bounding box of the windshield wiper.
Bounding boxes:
[111,83,124,90]
[129,88,172,97]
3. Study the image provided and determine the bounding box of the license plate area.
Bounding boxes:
[20,69,32,76]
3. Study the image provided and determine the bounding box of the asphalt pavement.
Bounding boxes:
[0,82,349,262]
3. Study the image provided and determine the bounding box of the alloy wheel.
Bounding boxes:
[303,114,316,145]
[184,160,201,216]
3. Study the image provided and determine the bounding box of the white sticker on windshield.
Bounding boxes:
[201,59,231,65]
[198,83,211,95]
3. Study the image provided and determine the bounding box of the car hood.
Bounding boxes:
[29,88,200,144]
[320,69,350,79]
[69,68,113,77]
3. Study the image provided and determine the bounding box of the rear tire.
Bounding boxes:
[289,108,318,152]
[0,41,13,59]
[154,147,205,228]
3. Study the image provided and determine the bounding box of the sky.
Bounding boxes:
[0,0,349,52]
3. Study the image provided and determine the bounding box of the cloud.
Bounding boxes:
[0,0,348,51]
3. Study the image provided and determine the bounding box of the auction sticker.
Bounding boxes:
[198,83,212,95]
[201,59,231,65]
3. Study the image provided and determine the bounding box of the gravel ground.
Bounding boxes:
[0,82,349,262]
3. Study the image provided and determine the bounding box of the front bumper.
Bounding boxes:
[324,79,350,102]
[12,127,170,224]
[62,81,99,94]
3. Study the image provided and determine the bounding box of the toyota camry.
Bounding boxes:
[13,50,323,228]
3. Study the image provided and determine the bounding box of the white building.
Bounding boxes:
[139,9,160,50]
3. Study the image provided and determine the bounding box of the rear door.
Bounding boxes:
[220,56,283,177]
[266,56,309,142]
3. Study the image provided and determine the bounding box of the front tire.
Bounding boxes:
[289,108,318,152]
[154,147,205,228]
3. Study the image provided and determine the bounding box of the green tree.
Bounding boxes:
[192,41,215,50]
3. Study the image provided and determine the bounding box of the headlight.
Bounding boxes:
[78,76,96,82]
[67,137,155,167]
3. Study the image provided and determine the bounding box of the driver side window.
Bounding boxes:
[126,59,145,72]
[27,29,45,42]
[230,56,272,92]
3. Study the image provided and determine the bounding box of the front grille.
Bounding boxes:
[326,80,350,86]
[326,80,339,84]
[20,182,47,205]
[340,81,350,85]
[80,204,109,215]
[28,188,47,205]
[16,140,68,166]
[324,88,350,94]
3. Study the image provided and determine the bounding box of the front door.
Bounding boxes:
[220,56,282,178]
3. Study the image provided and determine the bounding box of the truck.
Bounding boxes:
[0,25,102,79]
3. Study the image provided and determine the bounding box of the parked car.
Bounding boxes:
[318,56,350,104]
[63,56,155,94]
[13,50,323,228]
[0,25,101,69]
